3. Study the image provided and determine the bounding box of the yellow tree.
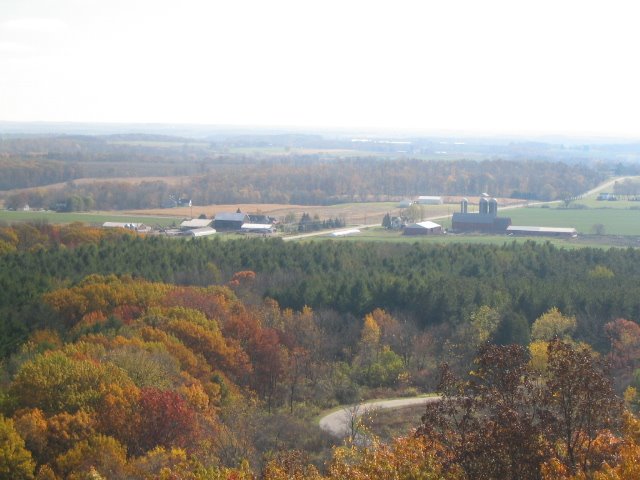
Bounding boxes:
[0,415,36,480]
[531,307,576,342]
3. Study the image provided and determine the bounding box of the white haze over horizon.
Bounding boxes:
[1,0,639,139]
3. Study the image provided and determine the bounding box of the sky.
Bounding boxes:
[1,0,639,137]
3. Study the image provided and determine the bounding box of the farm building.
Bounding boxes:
[214,212,250,231]
[597,192,617,201]
[390,216,407,229]
[403,221,443,235]
[102,222,149,232]
[451,197,512,233]
[507,226,577,237]
[417,196,443,205]
[330,229,361,237]
[180,218,213,229]
[187,227,217,238]
[248,214,276,224]
[241,223,275,234]
[397,200,413,208]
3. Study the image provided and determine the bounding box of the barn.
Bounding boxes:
[452,213,512,233]
[214,212,250,231]
[451,197,511,233]
[403,221,443,235]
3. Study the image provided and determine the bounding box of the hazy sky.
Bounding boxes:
[1,0,639,137]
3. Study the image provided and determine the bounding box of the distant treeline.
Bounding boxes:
[3,156,603,210]
[187,158,602,204]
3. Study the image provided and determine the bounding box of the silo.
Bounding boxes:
[489,198,498,216]
[479,197,488,215]
[461,197,468,213]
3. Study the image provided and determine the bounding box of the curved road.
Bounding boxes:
[319,396,441,438]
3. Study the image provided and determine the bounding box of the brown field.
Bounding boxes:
[123,196,523,225]
[123,203,447,225]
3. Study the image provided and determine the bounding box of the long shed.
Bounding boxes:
[403,221,443,235]
[507,226,577,237]
[180,218,213,229]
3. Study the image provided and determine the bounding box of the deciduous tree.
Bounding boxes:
[0,415,36,480]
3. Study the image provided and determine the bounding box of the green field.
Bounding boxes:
[5,199,640,247]
[504,206,640,236]
[318,227,602,248]
[0,210,181,227]
[574,197,640,209]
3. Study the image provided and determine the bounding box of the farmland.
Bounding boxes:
[0,209,180,227]
[321,226,613,248]
[5,199,640,248]
[506,206,640,236]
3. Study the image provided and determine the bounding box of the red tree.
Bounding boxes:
[134,388,198,454]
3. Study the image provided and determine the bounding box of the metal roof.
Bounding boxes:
[407,221,442,229]
[215,213,248,222]
[188,227,217,237]
[103,222,142,228]
[330,229,361,237]
[180,218,212,228]
[507,226,577,234]
[241,223,274,230]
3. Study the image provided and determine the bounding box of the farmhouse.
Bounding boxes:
[416,196,443,205]
[403,221,443,235]
[214,212,250,231]
[248,214,276,224]
[507,226,577,238]
[451,197,512,233]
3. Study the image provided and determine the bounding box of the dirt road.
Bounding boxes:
[318,396,441,438]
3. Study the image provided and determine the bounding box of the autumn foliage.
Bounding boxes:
[3,226,640,478]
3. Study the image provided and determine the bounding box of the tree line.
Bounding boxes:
[2,148,603,210]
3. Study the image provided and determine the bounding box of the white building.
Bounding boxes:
[330,229,361,237]
[187,227,217,237]
[416,196,443,205]
[241,223,275,234]
[180,218,213,229]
